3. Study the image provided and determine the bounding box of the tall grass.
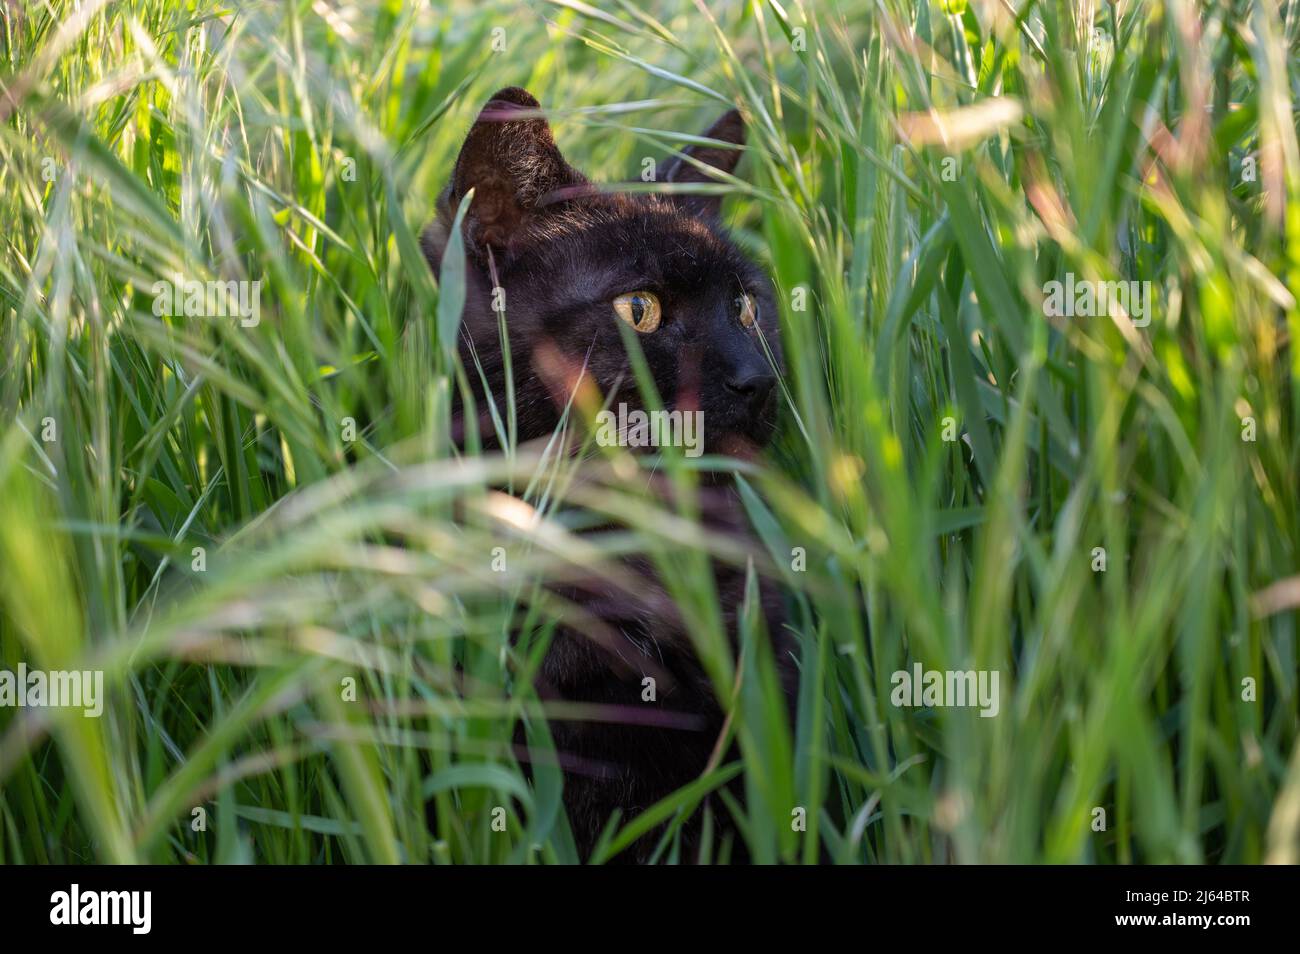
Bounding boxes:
[1,0,1297,864]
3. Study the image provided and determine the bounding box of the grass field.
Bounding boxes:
[1,0,1298,864]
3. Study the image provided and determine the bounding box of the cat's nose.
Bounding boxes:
[724,368,777,404]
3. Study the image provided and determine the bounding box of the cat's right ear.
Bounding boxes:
[437,87,585,261]
[654,109,746,221]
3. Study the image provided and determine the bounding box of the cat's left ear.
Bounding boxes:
[655,109,746,221]
[441,87,586,259]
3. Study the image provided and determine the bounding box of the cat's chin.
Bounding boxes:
[709,431,765,462]
[705,405,779,462]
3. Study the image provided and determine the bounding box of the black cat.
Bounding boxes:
[423,88,794,862]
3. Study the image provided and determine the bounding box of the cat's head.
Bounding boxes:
[424,87,782,458]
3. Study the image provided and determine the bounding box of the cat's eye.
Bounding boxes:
[736,293,758,328]
[613,291,662,333]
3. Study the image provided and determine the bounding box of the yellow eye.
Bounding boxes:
[613,291,662,333]
[736,293,758,328]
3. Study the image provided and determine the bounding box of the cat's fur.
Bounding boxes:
[423,88,793,862]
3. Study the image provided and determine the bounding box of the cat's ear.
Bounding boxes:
[655,109,745,221]
[443,87,585,257]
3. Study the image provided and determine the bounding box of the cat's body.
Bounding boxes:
[538,482,792,862]
[423,88,794,862]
